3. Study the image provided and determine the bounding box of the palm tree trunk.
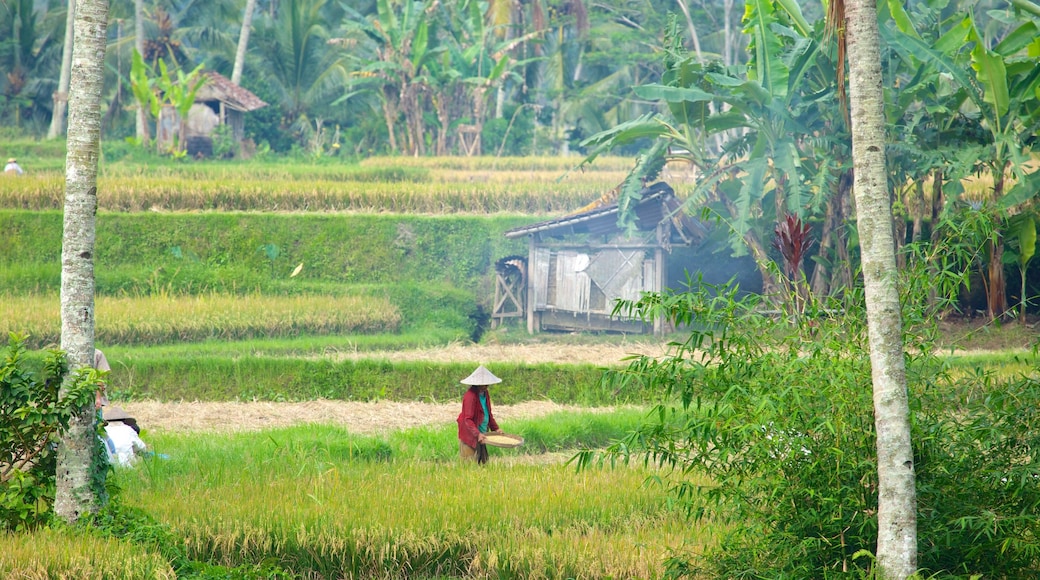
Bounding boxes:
[724,0,735,66]
[55,0,109,524]
[846,0,917,577]
[232,0,257,85]
[134,0,149,142]
[47,0,76,139]
[675,0,704,60]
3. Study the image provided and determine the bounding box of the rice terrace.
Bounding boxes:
[4,0,1040,578]
[4,146,1039,579]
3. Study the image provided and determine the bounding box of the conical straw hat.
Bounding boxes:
[460,365,502,385]
[102,405,134,422]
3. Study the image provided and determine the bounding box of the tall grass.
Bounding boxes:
[0,528,176,579]
[0,293,401,348]
[109,414,702,579]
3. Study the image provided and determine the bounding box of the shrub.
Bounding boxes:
[588,280,1040,578]
[0,335,98,530]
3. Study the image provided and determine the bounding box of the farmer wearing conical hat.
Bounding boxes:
[457,365,503,464]
[102,406,148,467]
[4,157,24,175]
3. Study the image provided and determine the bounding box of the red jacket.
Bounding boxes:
[457,387,499,448]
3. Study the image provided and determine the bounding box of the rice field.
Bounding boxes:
[0,155,702,577]
[0,292,401,348]
[0,156,656,214]
[0,528,176,579]
[108,421,706,579]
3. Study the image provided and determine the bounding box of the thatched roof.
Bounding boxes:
[195,72,267,112]
[504,182,707,245]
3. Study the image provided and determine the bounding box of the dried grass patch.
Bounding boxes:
[125,399,617,435]
[322,340,671,365]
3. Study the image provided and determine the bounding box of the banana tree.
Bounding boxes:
[885,10,1040,319]
[580,0,841,300]
[432,0,537,155]
[129,50,205,155]
[129,49,161,143]
[343,0,440,155]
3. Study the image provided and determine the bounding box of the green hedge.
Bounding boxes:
[107,357,635,405]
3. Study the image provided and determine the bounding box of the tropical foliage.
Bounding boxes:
[580,0,1040,318]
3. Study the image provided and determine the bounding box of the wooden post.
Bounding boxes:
[526,235,536,334]
[654,224,666,335]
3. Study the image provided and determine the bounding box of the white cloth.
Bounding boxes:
[4,161,24,175]
[104,421,147,466]
[94,349,111,372]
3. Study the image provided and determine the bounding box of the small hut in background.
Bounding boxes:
[496,182,706,335]
[157,72,267,157]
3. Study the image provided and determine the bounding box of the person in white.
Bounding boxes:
[102,406,148,467]
[4,158,24,175]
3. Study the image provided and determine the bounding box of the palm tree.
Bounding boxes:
[0,0,64,131]
[232,0,258,84]
[844,0,917,576]
[47,0,76,139]
[254,0,347,143]
[56,0,109,524]
[135,0,148,140]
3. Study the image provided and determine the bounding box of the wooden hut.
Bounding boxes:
[497,182,706,335]
[158,72,267,157]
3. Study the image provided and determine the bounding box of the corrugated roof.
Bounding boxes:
[504,182,707,244]
[195,72,268,112]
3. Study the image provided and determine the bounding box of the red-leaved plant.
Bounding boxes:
[772,214,816,314]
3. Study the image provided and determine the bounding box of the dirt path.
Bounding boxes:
[124,399,611,435]
[322,340,671,365]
